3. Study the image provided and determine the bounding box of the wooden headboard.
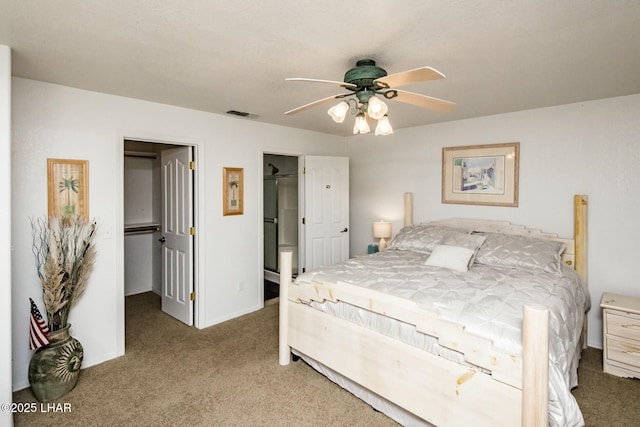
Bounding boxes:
[428,218,577,270]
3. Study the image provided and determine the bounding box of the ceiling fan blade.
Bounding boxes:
[285,78,357,89]
[375,67,445,88]
[284,94,350,115]
[392,90,456,112]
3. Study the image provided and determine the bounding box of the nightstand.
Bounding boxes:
[600,292,640,379]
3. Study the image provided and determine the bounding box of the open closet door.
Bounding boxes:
[302,156,349,272]
[160,147,194,325]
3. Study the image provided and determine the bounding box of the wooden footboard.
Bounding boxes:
[278,250,549,427]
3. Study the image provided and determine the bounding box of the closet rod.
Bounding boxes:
[124,224,160,235]
[124,150,159,159]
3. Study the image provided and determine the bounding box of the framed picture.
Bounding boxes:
[442,142,519,207]
[223,167,243,216]
[47,158,89,219]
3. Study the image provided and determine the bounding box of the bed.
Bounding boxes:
[279,195,589,427]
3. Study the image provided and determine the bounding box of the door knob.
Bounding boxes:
[340,227,348,233]
[158,236,166,243]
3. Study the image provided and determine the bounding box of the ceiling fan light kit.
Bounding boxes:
[285,59,455,136]
[331,95,392,135]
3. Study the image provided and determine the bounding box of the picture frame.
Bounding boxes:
[47,158,90,220]
[223,167,244,216]
[442,142,519,207]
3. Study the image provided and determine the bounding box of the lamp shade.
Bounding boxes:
[375,115,393,136]
[328,101,349,123]
[367,96,388,120]
[353,113,370,134]
[372,221,392,239]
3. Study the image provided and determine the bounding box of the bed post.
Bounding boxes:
[574,194,588,348]
[522,304,549,427]
[279,250,292,366]
[574,194,588,284]
[404,192,413,227]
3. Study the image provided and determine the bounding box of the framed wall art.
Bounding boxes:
[442,142,519,207]
[47,158,89,220]
[223,167,243,216]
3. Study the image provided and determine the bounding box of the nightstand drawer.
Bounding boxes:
[606,336,640,370]
[605,312,640,341]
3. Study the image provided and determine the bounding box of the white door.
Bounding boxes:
[302,156,349,272]
[160,147,194,325]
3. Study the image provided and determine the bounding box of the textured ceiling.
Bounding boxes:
[1,0,639,137]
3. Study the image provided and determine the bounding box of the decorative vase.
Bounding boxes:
[28,324,84,402]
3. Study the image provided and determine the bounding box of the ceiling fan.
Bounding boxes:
[284,59,455,135]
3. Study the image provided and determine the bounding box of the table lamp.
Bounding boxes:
[373,221,392,251]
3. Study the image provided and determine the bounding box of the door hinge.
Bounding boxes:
[190,226,196,235]
[190,292,196,301]
[302,217,305,225]
[303,167,306,174]
[189,161,195,170]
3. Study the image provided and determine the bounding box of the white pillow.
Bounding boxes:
[424,244,475,273]
[441,233,486,267]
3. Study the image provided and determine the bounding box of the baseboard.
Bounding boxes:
[124,287,154,297]
[202,303,263,329]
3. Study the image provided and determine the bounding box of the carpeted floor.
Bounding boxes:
[13,292,640,426]
[569,344,640,425]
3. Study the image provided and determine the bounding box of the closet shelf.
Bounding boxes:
[124,150,159,159]
[124,223,161,235]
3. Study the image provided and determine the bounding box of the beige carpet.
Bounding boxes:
[13,292,640,426]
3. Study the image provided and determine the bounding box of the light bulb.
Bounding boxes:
[367,96,388,120]
[375,115,393,136]
[353,113,370,134]
[327,101,349,123]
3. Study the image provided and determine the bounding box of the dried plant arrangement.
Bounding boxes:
[31,215,97,331]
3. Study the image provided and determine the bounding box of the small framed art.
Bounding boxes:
[47,158,89,220]
[442,142,519,207]
[223,167,243,215]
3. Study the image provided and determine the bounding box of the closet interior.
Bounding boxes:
[123,140,172,296]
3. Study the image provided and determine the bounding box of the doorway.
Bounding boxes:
[123,139,196,325]
[263,154,299,302]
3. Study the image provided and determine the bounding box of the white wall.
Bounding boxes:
[10,77,345,391]
[1,44,13,427]
[346,93,640,349]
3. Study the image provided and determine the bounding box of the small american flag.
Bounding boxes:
[29,298,50,350]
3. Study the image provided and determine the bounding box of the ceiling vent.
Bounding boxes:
[226,110,258,118]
